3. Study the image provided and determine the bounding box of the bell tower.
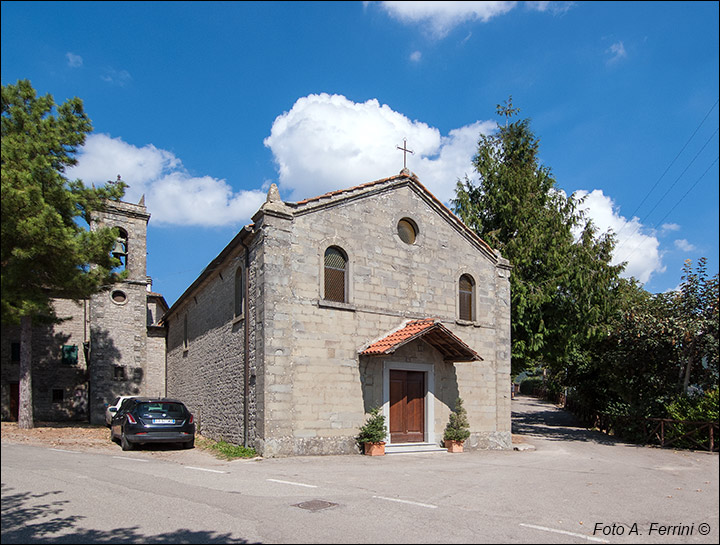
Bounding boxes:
[87,196,152,424]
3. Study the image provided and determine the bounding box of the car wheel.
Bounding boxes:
[182,438,195,449]
[120,432,133,451]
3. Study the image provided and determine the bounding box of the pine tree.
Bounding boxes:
[1,80,127,428]
[443,398,471,442]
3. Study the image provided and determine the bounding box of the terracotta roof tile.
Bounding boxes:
[361,319,481,362]
[362,319,436,355]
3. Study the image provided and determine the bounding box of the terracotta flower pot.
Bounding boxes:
[364,441,386,456]
[445,439,464,453]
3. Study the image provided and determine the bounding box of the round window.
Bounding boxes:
[111,290,127,304]
[397,218,418,245]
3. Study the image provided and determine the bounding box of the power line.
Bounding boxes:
[613,98,719,243]
[617,155,719,265]
[614,125,719,255]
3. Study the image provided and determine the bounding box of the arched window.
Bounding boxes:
[183,313,189,350]
[324,246,348,303]
[234,267,244,318]
[459,274,475,321]
[111,228,129,270]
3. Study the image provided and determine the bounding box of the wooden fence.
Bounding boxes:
[531,388,719,452]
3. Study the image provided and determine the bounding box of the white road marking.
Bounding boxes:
[50,448,77,453]
[373,495,438,509]
[519,523,610,543]
[267,478,317,488]
[186,466,227,474]
[112,456,149,462]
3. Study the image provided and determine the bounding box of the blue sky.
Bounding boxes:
[2,1,718,307]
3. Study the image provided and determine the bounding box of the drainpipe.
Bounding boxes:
[239,230,251,448]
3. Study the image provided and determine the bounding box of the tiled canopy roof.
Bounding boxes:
[360,319,481,362]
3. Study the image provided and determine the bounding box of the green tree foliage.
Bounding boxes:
[580,260,718,422]
[674,258,719,394]
[453,97,623,376]
[1,79,127,428]
[443,397,471,442]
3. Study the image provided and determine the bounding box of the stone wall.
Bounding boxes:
[258,179,512,455]
[165,240,257,446]
[0,299,90,421]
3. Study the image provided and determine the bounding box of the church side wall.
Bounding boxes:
[165,245,256,447]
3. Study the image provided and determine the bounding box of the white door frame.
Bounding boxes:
[382,361,435,445]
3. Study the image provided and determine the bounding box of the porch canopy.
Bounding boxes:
[360,319,482,362]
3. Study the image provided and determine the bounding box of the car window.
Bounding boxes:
[136,402,187,418]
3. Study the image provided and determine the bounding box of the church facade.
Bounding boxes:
[163,170,512,457]
[0,198,168,424]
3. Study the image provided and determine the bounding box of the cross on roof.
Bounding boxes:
[396,138,414,170]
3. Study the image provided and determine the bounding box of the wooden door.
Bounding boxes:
[389,370,425,443]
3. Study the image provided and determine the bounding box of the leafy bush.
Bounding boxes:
[356,407,387,444]
[666,388,719,422]
[443,398,471,442]
[662,389,719,450]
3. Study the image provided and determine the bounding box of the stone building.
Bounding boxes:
[164,170,512,457]
[0,198,168,424]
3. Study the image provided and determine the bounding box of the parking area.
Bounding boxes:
[3,396,718,543]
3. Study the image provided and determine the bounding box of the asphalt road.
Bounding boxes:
[2,395,718,544]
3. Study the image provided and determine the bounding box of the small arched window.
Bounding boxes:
[234,267,244,318]
[183,313,189,351]
[324,246,348,303]
[459,274,475,322]
[111,228,129,270]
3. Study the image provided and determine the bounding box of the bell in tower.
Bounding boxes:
[111,238,127,259]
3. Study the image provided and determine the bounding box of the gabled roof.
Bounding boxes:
[360,319,482,362]
[285,169,499,261]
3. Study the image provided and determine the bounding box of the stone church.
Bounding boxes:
[0,198,168,424]
[163,170,512,456]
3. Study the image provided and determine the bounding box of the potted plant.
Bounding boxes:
[356,407,388,455]
[443,397,470,453]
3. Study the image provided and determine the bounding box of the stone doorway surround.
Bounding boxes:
[382,361,435,445]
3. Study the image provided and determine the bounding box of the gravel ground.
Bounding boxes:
[0,421,231,465]
[1,421,112,450]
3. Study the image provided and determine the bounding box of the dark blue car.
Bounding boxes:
[110,398,195,451]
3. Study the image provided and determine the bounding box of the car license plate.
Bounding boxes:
[153,418,175,424]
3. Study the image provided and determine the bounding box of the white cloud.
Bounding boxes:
[66,52,83,68]
[100,68,132,86]
[378,1,517,37]
[410,50,422,62]
[606,41,627,64]
[575,189,664,284]
[674,239,696,252]
[65,134,265,227]
[376,1,572,38]
[263,93,495,203]
[661,223,681,233]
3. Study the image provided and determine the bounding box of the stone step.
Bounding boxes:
[385,442,448,455]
